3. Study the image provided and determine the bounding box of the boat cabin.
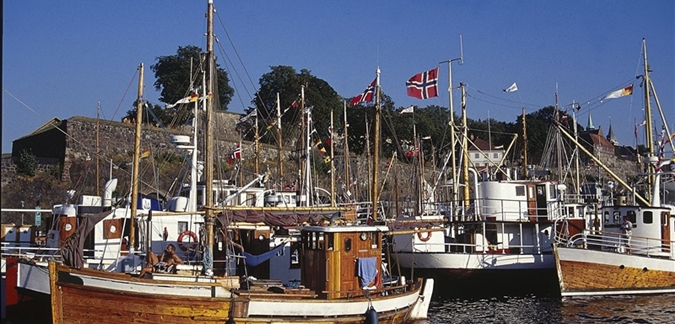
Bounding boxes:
[300,225,387,299]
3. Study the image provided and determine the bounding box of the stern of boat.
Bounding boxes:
[409,277,434,320]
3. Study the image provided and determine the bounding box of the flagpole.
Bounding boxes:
[440,37,462,216]
[372,68,381,221]
[343,100,351,202]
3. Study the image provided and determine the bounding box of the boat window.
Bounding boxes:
[371,232,379,249]
[318,232,325,250]
[197,189,204,207]
[627,210,636,223]
[178,221,188,235]
[246,193,256,206]
[326,233,334,250]
[311,232,317,249]
[344,237,352,252]
[662,212,670,227]
[604,211,610,223]
[550,184,558,200]
[515,186,525,197]
[643,211,653,224]
[613,211,621,222]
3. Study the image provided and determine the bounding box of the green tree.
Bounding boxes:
[148,45,234,125]
[16,149,38,177]
[251,66,342,146]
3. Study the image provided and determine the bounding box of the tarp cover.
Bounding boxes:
[239,241,287,267]
[217,209,340,226]
[61,210,113,269]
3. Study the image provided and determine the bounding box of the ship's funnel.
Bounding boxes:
[103,178,118,207]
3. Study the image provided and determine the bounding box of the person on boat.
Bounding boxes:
[620,215,632,254]
[138,243,183,278]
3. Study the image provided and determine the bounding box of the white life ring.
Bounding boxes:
[177,230,199,251]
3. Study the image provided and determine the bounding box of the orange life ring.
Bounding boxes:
[177,230,199,251]
[417,230,432,242]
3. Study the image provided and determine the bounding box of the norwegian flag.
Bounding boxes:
[406,67,439,100]
[350,79,376,105]
[228,144,241,165]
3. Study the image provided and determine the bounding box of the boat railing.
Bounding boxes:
[414,239,550,255]
[475,198,564,221]
[564,230,675,259]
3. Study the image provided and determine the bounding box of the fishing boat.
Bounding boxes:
[553,39,675,297]
[48,218,433,323]
[391,176,589,296]
[390,76,593,296]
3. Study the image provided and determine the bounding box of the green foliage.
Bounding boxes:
[16,149,38,177]
[251,66,342,146]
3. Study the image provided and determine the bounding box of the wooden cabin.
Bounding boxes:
[300,225,387,299]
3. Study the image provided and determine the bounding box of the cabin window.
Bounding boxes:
[370,232,379,249]
[643,211,653,224]
[178,221,188,235]
[515,186,525,197]
[662,212,670,227]
[311,232,318,249]
[326,233,334,250]
[604,211,610,223]
[245,193,256,206]
[344,238,352,252]
[627,210,636,224]
[550,184,558,200]
[197,189,204,208]
[317,232,325,250]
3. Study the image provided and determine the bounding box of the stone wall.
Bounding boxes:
[3,111,283,186]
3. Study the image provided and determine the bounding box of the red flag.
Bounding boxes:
[350,79,376,105]
[406,67,439,99]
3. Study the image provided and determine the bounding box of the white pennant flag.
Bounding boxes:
[503,82,518,93]
[400,106,415,114]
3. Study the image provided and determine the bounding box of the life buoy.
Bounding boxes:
[417,230,432,242]
[177,230,199,251]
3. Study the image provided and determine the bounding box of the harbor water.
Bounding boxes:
[423,294,675,323]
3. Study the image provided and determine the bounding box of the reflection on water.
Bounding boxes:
[423,294,675,324]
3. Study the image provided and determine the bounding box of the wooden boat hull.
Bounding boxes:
[49,262,430,323]
[553,245,675,297]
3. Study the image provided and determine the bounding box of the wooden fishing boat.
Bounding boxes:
[49,220,433,323]
[553,39,675,297]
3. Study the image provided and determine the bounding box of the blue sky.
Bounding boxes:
[3,1,674,154]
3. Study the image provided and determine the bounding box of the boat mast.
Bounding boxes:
[277,92,283,184]
[96,102,100,196]
[343,100,350,202]
[372,68,381,220]
[203,0,215,274]
[130,63,144,250]
[642,38,656,201]
[522,107,528,173]
[440,35,462,216]
[460,83,470,218]
[330,107,335,207]
[255,103,260,174]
